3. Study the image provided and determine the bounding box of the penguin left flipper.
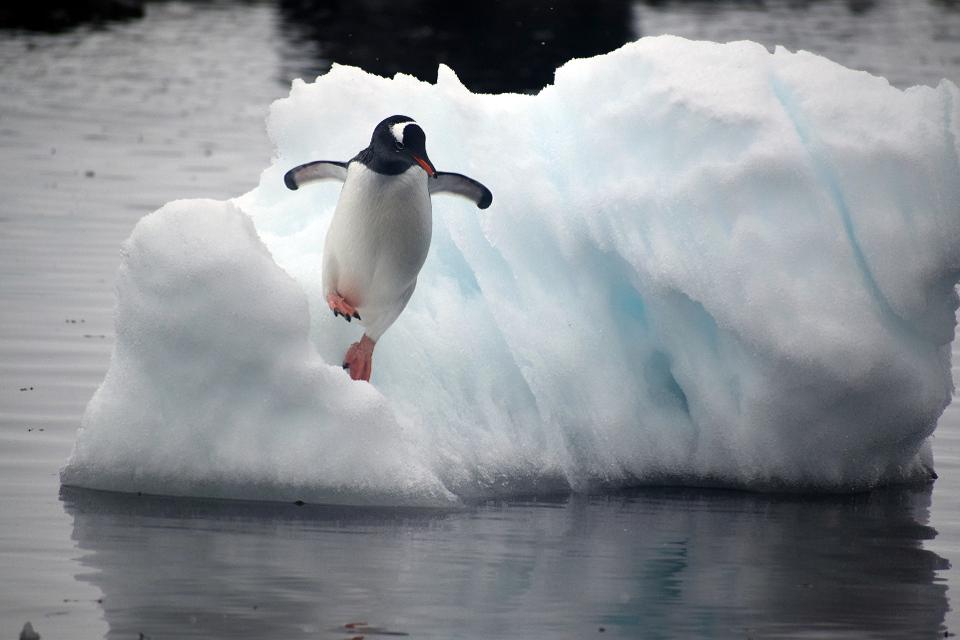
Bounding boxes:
[284,160,348,190]
[429,172,493,209]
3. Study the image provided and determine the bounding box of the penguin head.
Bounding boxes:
[370,115,437,178]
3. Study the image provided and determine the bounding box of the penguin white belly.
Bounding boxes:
[323,163,432,340]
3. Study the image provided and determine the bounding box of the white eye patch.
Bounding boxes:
[390,121,415,144]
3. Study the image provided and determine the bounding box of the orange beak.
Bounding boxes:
[412,154,437,178]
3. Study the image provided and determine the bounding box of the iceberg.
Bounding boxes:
[62,36,960,505]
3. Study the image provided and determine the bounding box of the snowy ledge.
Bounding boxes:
[62,36,960,505]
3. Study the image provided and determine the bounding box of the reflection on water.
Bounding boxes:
[634,0,960,88]
[3,0,959,94]
[0,0,145,32]
[277,0,634,93]
[273,0,960,92]
[62,486,949,639]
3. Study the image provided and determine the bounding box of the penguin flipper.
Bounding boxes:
[429,172,493,209]
[284,160,348,190]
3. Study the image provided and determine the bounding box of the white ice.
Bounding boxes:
[62,36,960,505]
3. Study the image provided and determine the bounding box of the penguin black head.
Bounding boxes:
[365,115,437,178]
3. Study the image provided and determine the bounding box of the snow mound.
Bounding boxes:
[62,36,960,504]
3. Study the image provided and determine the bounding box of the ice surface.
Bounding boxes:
[62,36,960,504]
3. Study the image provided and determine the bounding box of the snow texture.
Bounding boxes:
[62,36,960,505]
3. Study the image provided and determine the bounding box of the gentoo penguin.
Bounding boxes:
[284,115,492,381]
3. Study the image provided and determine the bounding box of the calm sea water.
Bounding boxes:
[1,1,959,637]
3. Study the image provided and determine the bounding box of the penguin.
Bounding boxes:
[284,115,493,382]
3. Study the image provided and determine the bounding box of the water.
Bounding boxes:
[1,1,959,637]
[57,487,948,638]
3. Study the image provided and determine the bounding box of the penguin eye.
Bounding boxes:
[394,141,404,152]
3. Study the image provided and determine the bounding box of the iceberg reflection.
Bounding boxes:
[62,485,949,638]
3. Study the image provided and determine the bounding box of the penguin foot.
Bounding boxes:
[342,335,375,382]
[327,292,361,322]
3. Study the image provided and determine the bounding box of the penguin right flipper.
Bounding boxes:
[284,160,348,190]
[429,172,493,209]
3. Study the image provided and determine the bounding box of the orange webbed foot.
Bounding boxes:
[342,335,375,381]
[327,292,361,322]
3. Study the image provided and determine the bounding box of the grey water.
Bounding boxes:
[1,1,959,637]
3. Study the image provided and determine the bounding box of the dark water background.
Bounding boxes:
[2,1,960,637]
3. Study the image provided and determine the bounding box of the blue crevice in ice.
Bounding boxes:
[644,350,691,416]
[768,72,911,338]
[432,222,482,297]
